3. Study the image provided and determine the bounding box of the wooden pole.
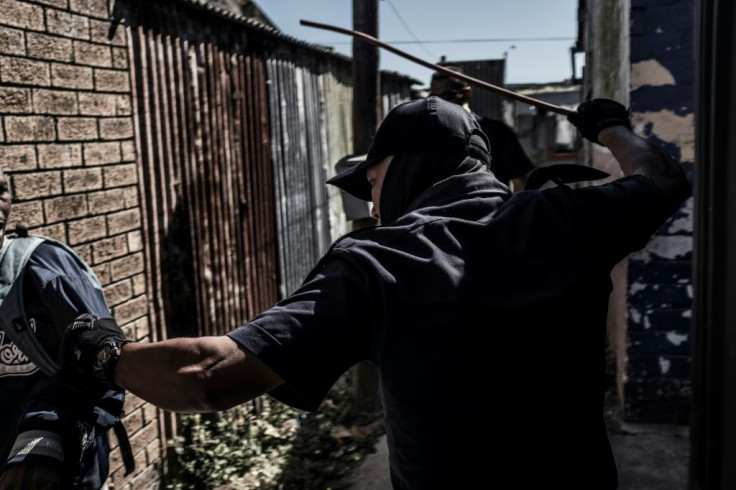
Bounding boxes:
[351,0,382,413]
[301,19,575,117]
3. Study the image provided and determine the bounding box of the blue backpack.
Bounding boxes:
[0,232,134,488]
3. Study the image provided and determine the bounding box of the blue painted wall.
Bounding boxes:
[626,0,694,423]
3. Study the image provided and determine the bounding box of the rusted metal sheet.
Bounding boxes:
[120,0,280,343]
[118,0,418,336]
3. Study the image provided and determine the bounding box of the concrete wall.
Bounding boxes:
[0,0,163,487]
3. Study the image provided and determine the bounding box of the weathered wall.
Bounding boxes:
[0,0,163,487]
[626,0,694,423]
[584,0,694,424]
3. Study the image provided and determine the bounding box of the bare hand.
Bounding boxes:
[0,464,61,490]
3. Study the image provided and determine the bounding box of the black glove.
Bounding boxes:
[60,313,129,388]
[567,98,632,145]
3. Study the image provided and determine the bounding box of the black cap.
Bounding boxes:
[327,96,488,201]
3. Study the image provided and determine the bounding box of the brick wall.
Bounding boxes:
[625,0,695,423]
[0,0,163,487]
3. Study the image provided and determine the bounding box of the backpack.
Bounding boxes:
[0,232,134,487]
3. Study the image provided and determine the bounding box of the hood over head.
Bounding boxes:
[327,96,493,205]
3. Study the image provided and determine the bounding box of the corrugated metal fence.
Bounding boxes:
[117,0,417,342]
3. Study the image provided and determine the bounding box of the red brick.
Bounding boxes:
[112,47,127,69]
[83,141,121,165]
[132,315,150,341]
[87,188,126,213]
[134,315,150,340]
[8,200,43,228]
[34,0,67,7]
[33,89,78,115]
[127,230,142,253]
[44,194,87,222]
[116,95,132,116]
[121,140,136,161]
[89,19,126,46]
[64,167,103,193]
[38,144,83,169]
[104,278,133,306]
[128,420,159,457]
[68,215,106,244]
[0,88,31,114]
[99,117,133,140]
[94,69,130,93]
[69,0,108,19]
[11,171,61,200]
[141,402,159,427]
[27,32,73,62]
[93,262,110,285]
[131,273,146,296]
[122,407,144,432]
[0,0,44,30]
[110,252,144,280]
[74,40,112,67]
[51,63,93,90]
[92,234,128,263]
[0,27,25,56]
[78,92,116,116]
[75,243,93,265]
[0,145,36,171]
[145,437,162,465]
[103,164,137,187]
[0,57,50,86]
[113,295,147,324]
[122,186,138,207]
[123,392,146,415]
[57,117,98,141]
[32,223,66,242]
[46,9,89,40]
[5,116,55,142]
[107,208,139,233]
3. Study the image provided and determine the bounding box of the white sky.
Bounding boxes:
[255,0,580,87]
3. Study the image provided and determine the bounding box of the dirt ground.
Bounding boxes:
[347,423,690,489]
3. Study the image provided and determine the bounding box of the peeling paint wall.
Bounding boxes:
[626,0,694,423]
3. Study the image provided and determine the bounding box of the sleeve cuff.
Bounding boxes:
[5,430,65,465]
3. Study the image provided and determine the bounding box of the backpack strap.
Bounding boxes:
[0,236,58,376]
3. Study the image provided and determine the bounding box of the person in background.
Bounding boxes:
[430,66,535,192]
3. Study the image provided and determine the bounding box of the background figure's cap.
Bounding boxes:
[327,96,488,201]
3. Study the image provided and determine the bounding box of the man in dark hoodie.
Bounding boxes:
[59,97,690,489]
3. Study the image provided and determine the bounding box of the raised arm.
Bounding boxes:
[598,125,690,201]
[568,98,691,203]
[60,316,283,413]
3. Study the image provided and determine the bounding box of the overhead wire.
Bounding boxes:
[383,0,436,59]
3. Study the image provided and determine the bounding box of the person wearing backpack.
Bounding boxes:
[0,167,132,489]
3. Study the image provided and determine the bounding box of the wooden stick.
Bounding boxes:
[300,19,574,117]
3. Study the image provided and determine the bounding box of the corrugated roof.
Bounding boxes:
[171,0,421,83]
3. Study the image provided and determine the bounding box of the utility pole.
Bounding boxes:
[352,0,382,412]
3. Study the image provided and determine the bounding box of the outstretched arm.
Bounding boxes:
[115,336,283,413]
[60,316,283,414]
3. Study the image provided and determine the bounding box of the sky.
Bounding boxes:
[255,0,580,87]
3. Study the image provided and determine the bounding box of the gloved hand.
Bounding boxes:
[567,98,632,145]
[60,313,129,388]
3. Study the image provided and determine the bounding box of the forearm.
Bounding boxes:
[115,336,282,413]
[598,126,690,201]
